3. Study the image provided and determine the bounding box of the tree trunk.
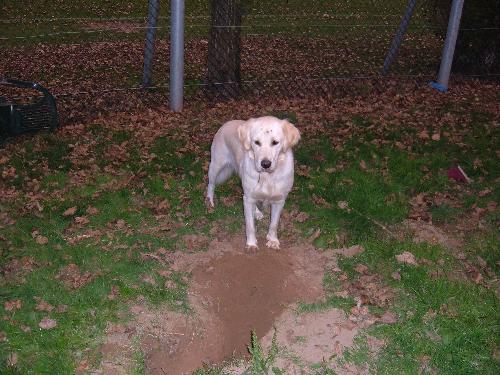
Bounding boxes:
[206,0,242,99]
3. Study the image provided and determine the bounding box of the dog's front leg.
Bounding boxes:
[266,200,285,249]
[243,195,258,250]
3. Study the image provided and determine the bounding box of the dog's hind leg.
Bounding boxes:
[206,162,234,207]
[255,201,264,220]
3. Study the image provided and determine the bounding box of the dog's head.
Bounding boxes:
[238,116,300,173]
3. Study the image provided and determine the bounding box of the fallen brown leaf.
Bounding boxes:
[6,352,17,367]
[20,325,31,332]
[74,216,90,226]
[395,251,418,266]
[426,330,442,343]
[86,206,100,215]
[63,206,78,216]
[418,130,430,139]
[337,200,350,212]
[141,274,156,285]
[107,285,120,300]
[35,235,49,245]
[295,211,309,223]
[4,299,22,312]
[39,317,57,330]
[308,228,321,243]
[379,310,398,324]
[55,304,69,313]
[56,264,94,289]
[157,269,172,278]
[333,244,364,258]
[35,299,54,312]
[391,270,401,281]
[354,263,369,274]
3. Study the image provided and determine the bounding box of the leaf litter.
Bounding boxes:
[55,263,95,290]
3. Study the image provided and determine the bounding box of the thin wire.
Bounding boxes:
[0,27,164,40]
[0,13,418,24]
[189,24,498,31]
[189,24,436,28]
[53,84,169,97]
[185,74,436,87]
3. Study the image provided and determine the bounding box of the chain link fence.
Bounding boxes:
[0,0,498,125]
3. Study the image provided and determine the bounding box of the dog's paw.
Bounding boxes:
[205,197,215,212]
[245,244,259,253]
[266,239,280,250]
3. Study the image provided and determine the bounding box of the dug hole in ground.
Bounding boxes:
[94,217,393,375]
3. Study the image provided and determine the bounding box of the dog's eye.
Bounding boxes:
[271,140,279,146]
[254,140,261,146]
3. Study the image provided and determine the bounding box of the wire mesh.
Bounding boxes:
[0,0,498,124]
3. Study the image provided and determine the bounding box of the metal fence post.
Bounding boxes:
[170,0,185,112]
[381,0,418,75]
[430,0,465,92]
[142,0,160,88]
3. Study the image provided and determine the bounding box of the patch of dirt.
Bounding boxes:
[332,244,365,258]
[403,219,462,249]
[346,273,395,308]
[144,235,326,374]
[94,234,391,374]
[226,308,372,375]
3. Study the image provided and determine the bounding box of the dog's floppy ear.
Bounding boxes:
[238,120,252,150]
[282,120,300,152]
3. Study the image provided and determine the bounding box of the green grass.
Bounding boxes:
[373,276,498,374]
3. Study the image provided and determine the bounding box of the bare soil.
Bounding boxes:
[93,232,390,374]
[145,235,327,374]
[93,233,330,374]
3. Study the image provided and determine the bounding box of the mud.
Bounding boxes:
[144,236,326,374]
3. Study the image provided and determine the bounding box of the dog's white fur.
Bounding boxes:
[206,116,300,250]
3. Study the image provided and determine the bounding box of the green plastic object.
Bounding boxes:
[0,78,59,141]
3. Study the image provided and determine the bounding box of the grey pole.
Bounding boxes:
[142,0,160,88]
[170,0,185,112]
[430,0,465,92]
[381,0,418,76]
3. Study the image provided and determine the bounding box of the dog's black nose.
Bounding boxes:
[261,159,272,169]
